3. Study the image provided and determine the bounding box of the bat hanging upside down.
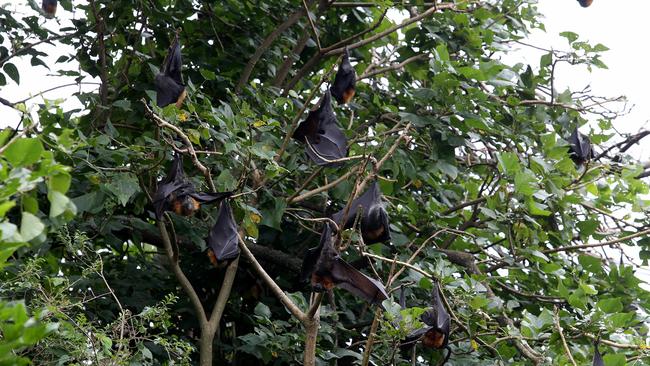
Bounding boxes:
[152,154,230,219]
[301,224,388,305]
[154,34,186,108]
[331,181,391,245]
[42,0,57,17]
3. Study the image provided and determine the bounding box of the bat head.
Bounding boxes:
[206,199,240,263]
[172,194,200,216]
[592,342,605,366]
[330,48,357,104]
[42,0,57,17]
[153,154,230,218]
[422,328,447,349]
[578,0,593,7]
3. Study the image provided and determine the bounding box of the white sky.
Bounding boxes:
[2,1,650,277]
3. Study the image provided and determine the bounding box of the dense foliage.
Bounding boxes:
[1,0,649,365]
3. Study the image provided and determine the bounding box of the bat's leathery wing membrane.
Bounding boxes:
[207,200,240,262]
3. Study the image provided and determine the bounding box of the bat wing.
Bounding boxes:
[400,326,432,353]
[569,128,592,163]
[422,285,451,347]
[304,128,348,166]
[155,74,185,108]
[332,259,388,305]
[166,37,183,84]
[331,181,377,231]
[301,225,331,282]
[592,344,605,366]
[206,200,239,262]
[292,109,320,143]
[153,181,185,218]
[189,191,232,204]
[578,132,593,160]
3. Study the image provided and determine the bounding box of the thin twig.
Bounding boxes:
[554,307,577,366]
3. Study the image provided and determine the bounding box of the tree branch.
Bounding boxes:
[141,99,216,191]
[554,307,577,366]
[236,1,315,93]
[157,220,208,325]
[356,53,429,81]
[238,235,307,321]
[543,228,650,254]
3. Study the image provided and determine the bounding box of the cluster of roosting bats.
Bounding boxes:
[39,0,605,364]
[148,33,602,365]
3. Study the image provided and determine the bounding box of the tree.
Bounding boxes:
[0,0,648,365]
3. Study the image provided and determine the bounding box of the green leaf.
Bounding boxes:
[3,62,19,84]
[559,31,579,44]
[0,201,15,218]
[0,242,23,269]
[254,303,271,318]
[48,190,75,218]
[20,212,44,241]
[216,170,237,191]
[596,298,622,313]
[578,254,602,274]
[200,69,216,80]
[112,99,131,111]
[49,171,71,193]
[497,152,520,175]
[3,138,43,166]
[260,198,286,230]
[107,173,139,206]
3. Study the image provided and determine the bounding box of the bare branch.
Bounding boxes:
[238,235,307,321]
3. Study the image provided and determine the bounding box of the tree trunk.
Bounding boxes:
[303,317,320,366]
[200,324,215,366]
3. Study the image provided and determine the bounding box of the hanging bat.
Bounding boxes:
[331,182,391,244]
[42,0,57,17]
[568,127,593,165]
[292,91,348,166]
[592,341,605,366]
[206,199,240,266]
[330,48,356,104]
[578,0,593,7]
[152,154,230,218]
[300,224,388,305]
[155,34,186,108]
[402,283,452,364]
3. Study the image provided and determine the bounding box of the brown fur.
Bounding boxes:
[342,87,356,104]
[365,226,385,241]
[311,273,335,290]
[422,329,446,349]
[175,89,187,108]
[44,3,57,15]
